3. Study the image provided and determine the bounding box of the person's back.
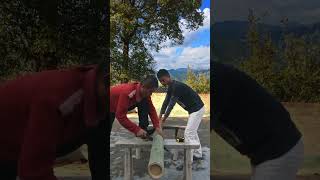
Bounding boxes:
[109,82,138,113]
[0,68,87,160]
[0,68,86,113]
[109,77,162,138]
[169,80,204,114]
[0,65,108,180]
[211,61,302,165]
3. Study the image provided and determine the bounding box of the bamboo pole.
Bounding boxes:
[148,133,164,179]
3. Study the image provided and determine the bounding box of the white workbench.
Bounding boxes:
[115,138,200,180]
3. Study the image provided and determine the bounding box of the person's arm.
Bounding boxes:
[18,98,62,180]
[159,88,171,118]
[115,93,141,135]
[162,96,178,121]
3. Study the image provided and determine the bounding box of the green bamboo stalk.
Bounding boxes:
[148,133,164,179]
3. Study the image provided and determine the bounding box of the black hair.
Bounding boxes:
[157,69,170,79]
[141,75,159,89]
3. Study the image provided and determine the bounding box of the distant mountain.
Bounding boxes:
[168,68,210,82]
[212,21,320,65]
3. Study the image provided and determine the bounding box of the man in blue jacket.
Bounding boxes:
[157,69,205,161]
[212,61,303,180]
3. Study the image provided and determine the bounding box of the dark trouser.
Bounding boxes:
[0,161,17,180]
[0,119,109,180]
[109,98,150,134]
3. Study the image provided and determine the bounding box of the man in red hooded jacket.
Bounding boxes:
[109,75,163,138]
[0,64,108,180]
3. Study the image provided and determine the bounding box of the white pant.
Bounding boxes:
[184,106,205,159]
[251,138,304,180]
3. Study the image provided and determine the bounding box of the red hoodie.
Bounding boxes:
[110,83,160,134]
[0,65,104,180]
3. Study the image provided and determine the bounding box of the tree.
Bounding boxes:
[238,10,320,102]
[280,33,320,102]
[185,66,210,93]
[196,73,210,93]
[110,0,204,82]
[239,9,280,98]
[0,0,107,79]
[246,9,260,59]
[185,66,197,90]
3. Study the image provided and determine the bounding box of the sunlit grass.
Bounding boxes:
[128,93,210,118]
[211,103,320,175]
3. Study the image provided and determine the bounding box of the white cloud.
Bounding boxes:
[153,8,211,70]
[154,45,210,70]
[153,47,179,69]
[176,46,210,68]
[180,8,210,46]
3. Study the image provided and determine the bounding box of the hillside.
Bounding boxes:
[212,21,320,64]
[168,68,210,82]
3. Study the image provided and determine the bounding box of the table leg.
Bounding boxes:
[183,150,186,180]
[130,148,133,178]
[184,149,192,180]
[172,149,178,161]
[136,148,141,159]
[124,148,133,180]
[175,128,179,138]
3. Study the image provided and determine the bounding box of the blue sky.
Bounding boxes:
[153,0,210,70]
[200,0,210,10]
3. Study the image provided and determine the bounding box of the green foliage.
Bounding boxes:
[196,73,210,93]
[185,66,197,89]
[0,0,107,80]
[240,10,280,97]
[110,0,204,83]
[280,34,320,102]
[185,66,210,93]
[238,10,320,102]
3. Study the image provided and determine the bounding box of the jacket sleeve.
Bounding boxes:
[163,83,178,119]
[163,96,178,120]
[160,88,172,115]
[146,96,160,129]
[18,98,62,180]
[115,93,141,134]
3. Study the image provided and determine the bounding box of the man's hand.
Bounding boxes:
[161,116,167,125]
[158,114,163,120]
[155,127,164,138]
[136,129,147,138]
